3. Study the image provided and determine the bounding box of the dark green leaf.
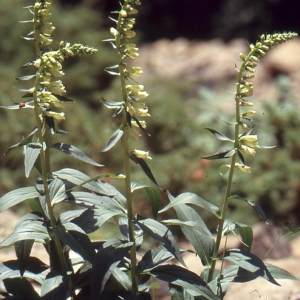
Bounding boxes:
[3,277,40,300]
[135,216,186,267]
[204,128,232,141]
[224,249,279,285]
[202,149,235,160]
[101,128,124,152]
[237,150,245,166]
[129,153,161,189]
[4,128,38,155]
[137,246,174,274]
[40,272,69,300]
[0,212,49,247]
[0,257,48,284]
[91,239,133,299]
[149,265,218,300]
[0,186,40,213]
[53,225,95,263]
[159,191,220,218]
[168,201,214,267]
[245,199,269,225]
[14,240,34,277]
[51,143,103,167]
[111,267,132,292]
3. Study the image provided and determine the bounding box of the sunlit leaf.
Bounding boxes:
[14,240,34,277]
[41,272,69,299]
[24,143,42,178]
[101,128,124,152]
[159,191,220,218]
[52,143,103,167]
[202,149,235,160]
[0,186,40,213]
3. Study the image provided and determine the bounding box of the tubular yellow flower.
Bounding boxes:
[235,163,251,174]
[132,149,152,160]
[240,145,256,156]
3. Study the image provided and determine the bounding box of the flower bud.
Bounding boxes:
[132,149,152,160]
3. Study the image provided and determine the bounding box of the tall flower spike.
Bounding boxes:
[235,32,297,167]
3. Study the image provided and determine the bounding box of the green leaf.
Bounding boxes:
[101,128,124,152]
[265,263,299,281]
[0,212,49,247]
[137,247,174,273]
[0,186,40,213]
[53,224,95,264]
[24,143,42,178]
[135,216,186,267]
[224,249,279,285]
[90,239,134,299]
[49,177,68,205]
[3,277,40,300]
[222,219,253,251]
[149,265,218,300]
[0,257,48,284]
[202,149,235,160]
[40,272,69,299]
[52,143,103,167]
[14,239,34,277]
[204,128,233,141]
[245,199,269,225]
[4,128,38,155]
[129,153,161,189]
[159,191,220,218]
[168,202,214,267]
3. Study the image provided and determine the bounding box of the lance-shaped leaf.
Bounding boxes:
[101,128,124,152]
[149,265,218,300]
[165,201,214,267]
[0,186,40,213]
[129,153,161,189]
[204,128,233,141]
[131,182,161,219]
[101,97,123,109]
[202,149,235,160]
[4,128,38,155]
[14,240,34,277]
[159,191,220,218]
[222,219,253,251]
[224,249,279,285]
[265,263,299,281]
[237,150,245,166]
[90,239,134,299]
[48,177,70,205]
[40,272,69,299]
[53,224,95,264]
[24,143,42,178]
[0,258,47,284]
[134,216,186,267]
[52,143,103,167]
[0,101,34,110]
[0,212,49,247]
[137,246,174,274]
[15,74,36,81]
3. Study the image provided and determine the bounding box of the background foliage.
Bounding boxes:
[1,0,300,235]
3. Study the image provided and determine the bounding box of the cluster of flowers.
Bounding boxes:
[234,32,298,173]
[19,0,97,126]
[105,0,151,159]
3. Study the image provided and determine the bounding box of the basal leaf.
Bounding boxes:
[101,128,124,152]
[90,239,133,299]
[159,191,220,218]
[204,128,233,141]
[0,186,40,213]
[135,216,186,267]
[24,143,42,178]
[52,143,103,167]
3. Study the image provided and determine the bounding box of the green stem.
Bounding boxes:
[116,9,138,293]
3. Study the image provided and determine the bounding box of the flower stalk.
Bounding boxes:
[208,32,298,283]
